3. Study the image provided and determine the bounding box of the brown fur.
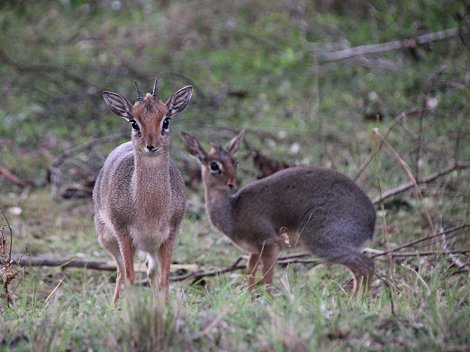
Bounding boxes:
[95,82,192,303]
[182,130,375,296]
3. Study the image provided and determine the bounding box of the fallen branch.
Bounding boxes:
[172,256,246,282]
[10,254,198,274]
[0,166,32,189]
[373,161,470,204]
[10,223,469,283]
[318,27,462,62]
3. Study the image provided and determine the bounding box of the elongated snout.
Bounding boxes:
[227,177,238,189]
[143,134,161,153]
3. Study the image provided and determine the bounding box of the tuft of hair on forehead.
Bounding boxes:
[132,96,169,118]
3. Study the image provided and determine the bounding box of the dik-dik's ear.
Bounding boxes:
[167,86,193,118]
[102,91,133,121]
[225,129,245,156]
[181,131,207,162]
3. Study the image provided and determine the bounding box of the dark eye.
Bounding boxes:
[161,118,170,135]
[210,161,220,171]
[130,120,139,131]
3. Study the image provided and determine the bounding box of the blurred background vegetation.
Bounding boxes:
[1,0,468,193]
[1,1,470,350]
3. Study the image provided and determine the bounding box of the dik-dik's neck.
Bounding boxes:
[132,152,171,209]
[204,187,235,236]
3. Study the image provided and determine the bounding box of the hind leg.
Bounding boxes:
[304,240,374,295]
[96,220,125,303]
[301,223,374,296]
[334,251,374,296]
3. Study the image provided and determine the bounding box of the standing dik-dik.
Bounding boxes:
[182,130,375,295]
[94,77,192,303]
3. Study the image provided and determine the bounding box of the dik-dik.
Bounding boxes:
[94,77,192,303]
[182,130,375,295]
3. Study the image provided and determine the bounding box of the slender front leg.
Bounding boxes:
[260,244,280,294]
[119,235,136,286]
[112,258,125,304]
[96,222,126,304]
[247,252,260,292]
[158,234,176,301]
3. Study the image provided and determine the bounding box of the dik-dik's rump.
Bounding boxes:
[94,77,192,303]
[182,130,375,295]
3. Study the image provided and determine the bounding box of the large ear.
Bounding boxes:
[167,86,193,117]
[225,129,245,155]
[102,91,133,120]
[181,131,207,162]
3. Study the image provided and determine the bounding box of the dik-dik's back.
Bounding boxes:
[94,77,192,303]
[182,130,375,295]
[231,166,375,249]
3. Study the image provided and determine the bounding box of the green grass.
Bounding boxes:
[2,257,470,351]
[1,0,470,351]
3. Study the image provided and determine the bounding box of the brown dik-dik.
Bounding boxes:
[94,77,192,303]
[182,130,375,295]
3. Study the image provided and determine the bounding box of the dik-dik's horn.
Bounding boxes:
[152,76,159,99]
[134,80,144,101]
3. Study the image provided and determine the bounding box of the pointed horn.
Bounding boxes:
[152,76,159,99]
[134,80,143,101]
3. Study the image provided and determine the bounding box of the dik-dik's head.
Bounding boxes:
[182,130,245,191]
[102,77,192,156]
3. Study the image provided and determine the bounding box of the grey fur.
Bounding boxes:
[182,130,375,295]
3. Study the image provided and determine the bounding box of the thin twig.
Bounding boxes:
[373,161,470,204]
[370,223,470,258]
[376,250,470,258]
[44,279,64,306]
[377,129,440,252]
[440,225,469,272]
[1,211,13,263]
[374,131,427,208]
[415,95,427,180]
[372,127,395,277]
[354,112,406,182]
[247,241,265,291]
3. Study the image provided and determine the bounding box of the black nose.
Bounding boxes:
[228,183,234,189]
[147,145,156,151]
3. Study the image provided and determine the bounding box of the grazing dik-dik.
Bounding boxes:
[182,130,375,295]
[94,77,192,303]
